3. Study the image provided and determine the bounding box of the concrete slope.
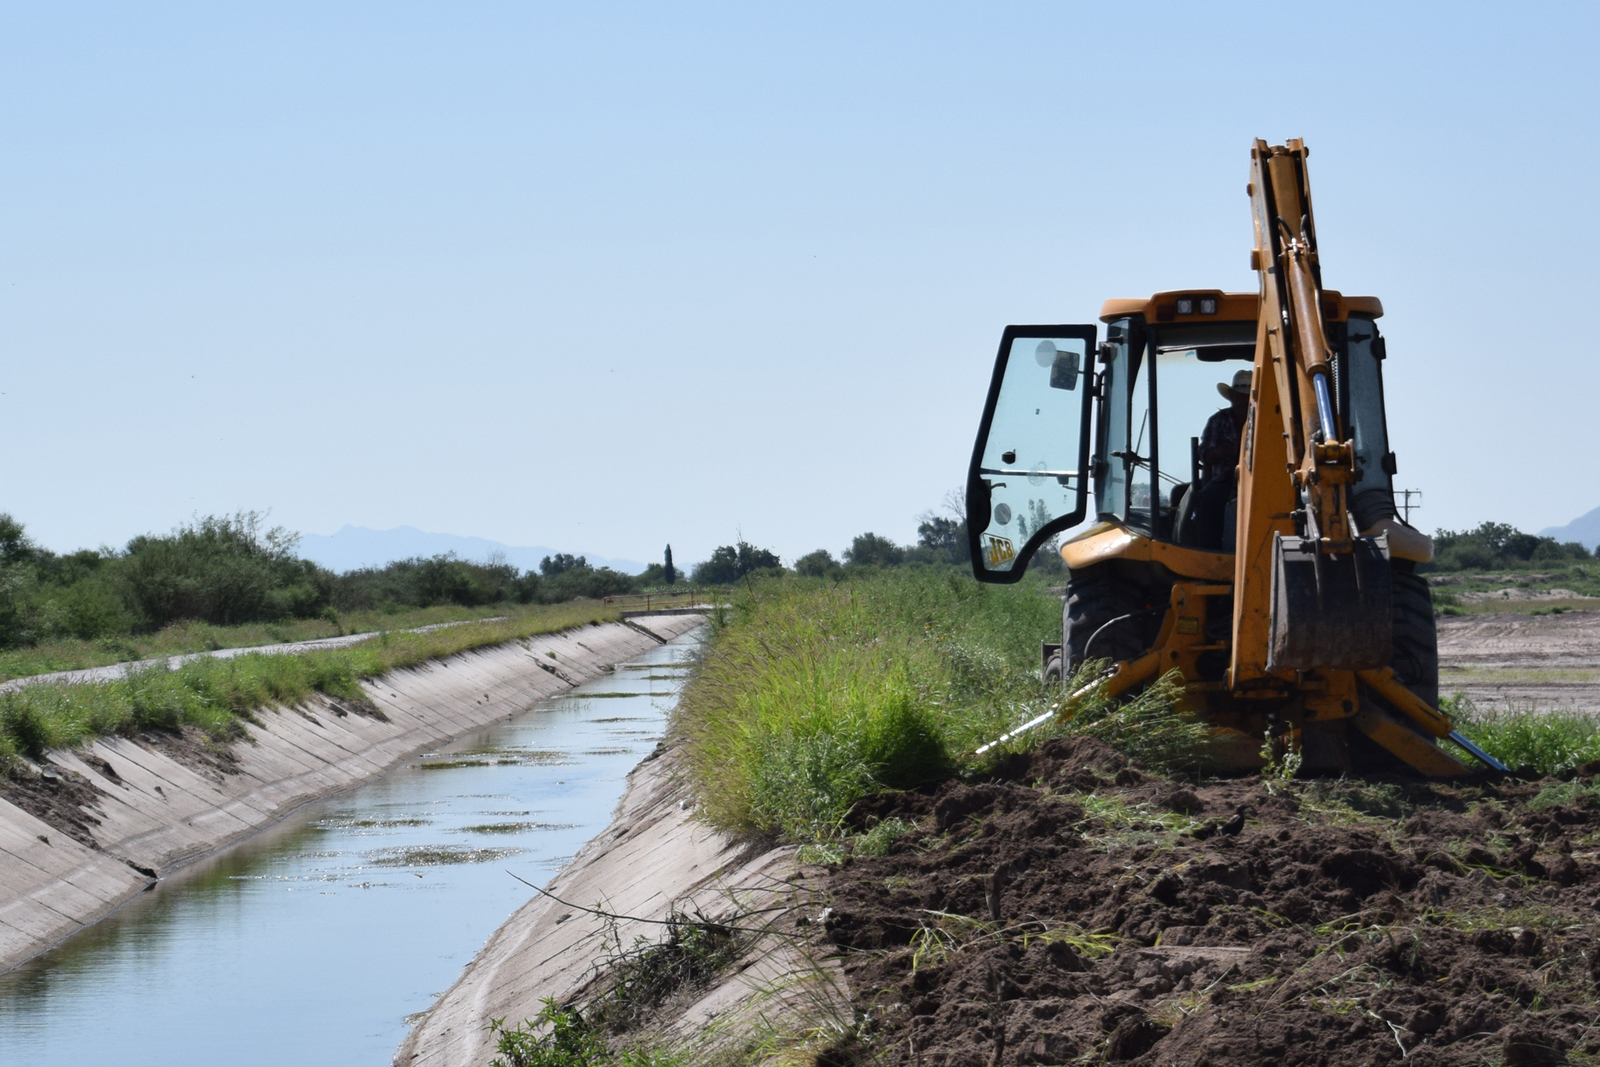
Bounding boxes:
[395,746,846,1067]
[0,613,704,973]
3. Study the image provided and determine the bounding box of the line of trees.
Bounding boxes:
[690,500,1007,586]
[1426,522,1591,572]
[331,550,637,611]
[0,512,335,648]
[0,512,644,650]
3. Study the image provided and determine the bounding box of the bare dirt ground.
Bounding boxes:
[1439,610,1600,714]
[819,737,1600,1067]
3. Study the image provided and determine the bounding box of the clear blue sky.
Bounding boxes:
[3,2,1596,567]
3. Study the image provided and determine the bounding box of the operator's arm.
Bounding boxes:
[1198,409,1238,478]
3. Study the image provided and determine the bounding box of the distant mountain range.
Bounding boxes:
[295,526,646,576]
[1540,506,1600,551]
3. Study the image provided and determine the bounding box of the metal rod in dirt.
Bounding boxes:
[974,708,1057,756]
[1447,729,1508,772]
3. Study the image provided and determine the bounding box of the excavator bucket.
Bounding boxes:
[1268,534,1392,671]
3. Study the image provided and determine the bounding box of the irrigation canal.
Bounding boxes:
[0,629,701,1066]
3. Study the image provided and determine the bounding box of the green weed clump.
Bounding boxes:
[0,601,621,768]
[491,1001,606,1067]
[1445,694,1600,777]
[675,570,1141,843]
[854,817,913,857]
[488,1001,682,1067]
[1047,663,1213,773]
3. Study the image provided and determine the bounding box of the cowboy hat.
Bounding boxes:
[1216,368,1252,400]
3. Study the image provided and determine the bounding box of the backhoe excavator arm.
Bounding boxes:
[1247,139,1356,548]
[1232,140,1501,774]
[1231,140,1394,683]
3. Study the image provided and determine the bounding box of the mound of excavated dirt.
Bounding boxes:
[819,738,1600,1067]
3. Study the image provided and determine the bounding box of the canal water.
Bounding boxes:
[0,629,700,1067]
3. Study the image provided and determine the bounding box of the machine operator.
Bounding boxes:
[1185,368,1250,550]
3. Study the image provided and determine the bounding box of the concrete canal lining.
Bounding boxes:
[0,613,705,974]
[396,747,848,1067]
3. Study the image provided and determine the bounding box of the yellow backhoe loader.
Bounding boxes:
[965,138,1502,776]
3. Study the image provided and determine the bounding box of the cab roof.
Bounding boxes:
[1099,289,1382,324]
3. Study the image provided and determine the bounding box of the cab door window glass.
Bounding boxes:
[1099,334,1131,520]
[1127,343,1154,532]
[1154,345,1256,517]
[968,327,1094,581]
[1343,315,1395,528]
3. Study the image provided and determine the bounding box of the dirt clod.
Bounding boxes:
[1502,1024,1566,1066]
[1158,788,1204,814]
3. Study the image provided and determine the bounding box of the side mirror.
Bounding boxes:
[1036,340,1080,391]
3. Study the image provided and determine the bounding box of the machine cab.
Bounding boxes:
[967,291,1396,582]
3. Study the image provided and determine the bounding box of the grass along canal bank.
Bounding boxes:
[0,612,703,974]
[0,601,607,685]
[0,600,632,766]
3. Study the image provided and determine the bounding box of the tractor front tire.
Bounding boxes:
[1063,566,1152,673]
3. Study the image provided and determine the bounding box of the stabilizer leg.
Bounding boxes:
[1352,704,1471,776]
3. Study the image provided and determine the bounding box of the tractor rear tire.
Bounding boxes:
[1346,562,1443,775]
[1063,566,1152,673]
[1389,563,1439,707]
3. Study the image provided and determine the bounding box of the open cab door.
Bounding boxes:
[967,325,1097,582]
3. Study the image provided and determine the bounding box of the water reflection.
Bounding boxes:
[0,630,699,1067]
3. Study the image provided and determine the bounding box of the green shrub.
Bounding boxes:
[690,542,782,585]
[33,578,134,641]
[119,512,335,628]
[487,1001,681,1067]
[1446,694,1600,776]
[841,533,904,568]
[335,554,524,611]
[490,1001,606,1067]
[0,512,641,656]
[1528,779,1600,811]
[0,697,52,760]
[855,817,912,857]
[674,570,1060,842]
[1050,664,1214,773]
[537,566,637,603]
[791,549,840,578]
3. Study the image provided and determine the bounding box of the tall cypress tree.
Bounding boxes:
[663,545,676,586]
